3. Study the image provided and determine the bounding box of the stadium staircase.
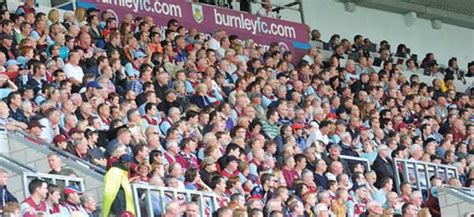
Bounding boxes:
[0,127,105,203]
[438,186,474,217]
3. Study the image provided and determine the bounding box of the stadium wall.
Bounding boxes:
[265,0,474,70]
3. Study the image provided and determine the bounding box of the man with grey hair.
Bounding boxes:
[344,59,358,82]
[163,200,183,217]
[208,29,225,50]
[316,190,335,216]
[81,193,98,217]
[184,201,199,217]
[410,190,423,212]
[372,144,394,188]
[314,203,330,217]
[366,200,384,216]
[160,107,181,135]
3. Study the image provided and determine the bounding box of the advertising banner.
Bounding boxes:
[80,0,310,56]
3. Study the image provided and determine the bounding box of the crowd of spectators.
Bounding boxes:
[0,0,473,216]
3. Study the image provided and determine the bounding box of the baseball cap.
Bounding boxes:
[5,59,20,68]
[86,7,100,14]
[64,185,83,195]
[226,156,239,165]
[358,125,368,131]
[53,135,68,144]
[28,121,44,129]
[133,51,146,59]
[201,157,217,169]
[86,81,103,89]
[335,119,346,126]
[398,122,409,130]
[291,123,305,130]
[69,128,84,136]
[119,154,134,163]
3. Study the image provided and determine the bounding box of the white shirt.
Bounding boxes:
[39,118,59,143]
[63,63,84,82]
[208,37,221,50]
[302,55,314,65]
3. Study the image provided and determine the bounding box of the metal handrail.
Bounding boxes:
[22,172,85,198]
[8,129,106,178]
[54,0,76,11]
[131,184,218,217]
[393,158,459,194]
[340,154,372,171]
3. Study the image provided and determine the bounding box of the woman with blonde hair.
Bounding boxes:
[47,9,60,26]
[417,208,432,217]
[74,7,87,22]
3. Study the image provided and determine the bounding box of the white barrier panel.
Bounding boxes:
[132,184,218,217]
[393,158,459,194]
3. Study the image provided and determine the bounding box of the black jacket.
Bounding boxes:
[372,155,395,188]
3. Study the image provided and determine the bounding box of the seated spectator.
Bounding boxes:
[62,185,87,215]
[0,8,471,217]
[163,200,183,217]
[0,101,27,131]
[44,184,69,216]
[2,202,20,217]
[81,193,99,217]
[20,179,48,216]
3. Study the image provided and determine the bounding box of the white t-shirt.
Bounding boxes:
[208,37,221,51]
[63,63,84,82]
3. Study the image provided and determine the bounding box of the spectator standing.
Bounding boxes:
[0,168,18,214]
[372,145,395,188]
[102,154,135,216]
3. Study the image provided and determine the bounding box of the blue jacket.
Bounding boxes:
[0,186,18,210]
